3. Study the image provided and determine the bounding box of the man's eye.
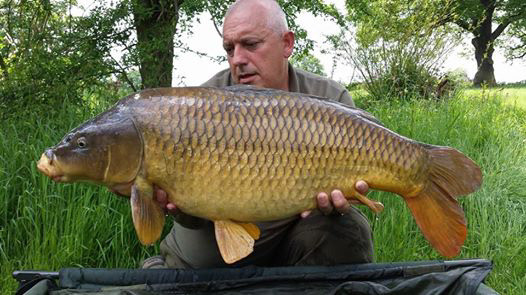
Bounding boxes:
[245,41,260,50]
[224,45,233,55]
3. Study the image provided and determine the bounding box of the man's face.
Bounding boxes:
[222,9,294,90]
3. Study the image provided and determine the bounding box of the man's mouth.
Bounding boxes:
[238,73,257,84]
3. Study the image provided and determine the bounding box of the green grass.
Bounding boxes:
[462,85,526,109]
[355,88,526,294]
[1,87,526,293]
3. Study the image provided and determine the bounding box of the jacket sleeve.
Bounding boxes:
[173,211,208,229]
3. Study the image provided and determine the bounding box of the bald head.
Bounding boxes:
[222,0,295,90]
[225,0,289,35]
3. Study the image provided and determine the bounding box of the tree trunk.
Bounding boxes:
[132,0,180,89]
[471,0,497,87]
[472,36,496,87]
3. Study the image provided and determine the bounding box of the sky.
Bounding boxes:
[74,1,526,87]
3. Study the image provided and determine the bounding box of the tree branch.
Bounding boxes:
[514,51,526,59]
[492,4,526,40]
[211,14,223,38]
[454,19,471,31]
[109,53,137,92]
[491,21,510,40]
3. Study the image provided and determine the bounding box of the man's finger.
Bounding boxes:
[331,190,351,214]
[154,185,168,205]
[300,210,312,218]
[166,203,178,215]
[317,192,333,215]
[355,180,369,195]
[153,185,179,215]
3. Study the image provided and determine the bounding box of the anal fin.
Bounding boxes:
[131,177,165,245]
[214,220,258,264]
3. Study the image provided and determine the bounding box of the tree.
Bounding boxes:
[0,0,123,113]
[448,0,526,86]
[346,0,526,87]
[0,0,346,113]
[132,0,180,88]
[93,0,346,89]
[290,53,327,77]
[339,0,458,100]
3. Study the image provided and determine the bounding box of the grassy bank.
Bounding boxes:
[462,85,526,109]
[357,90,526,294]
[1,88,525,293]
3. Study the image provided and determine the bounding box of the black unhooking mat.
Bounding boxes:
[13,259,498,295]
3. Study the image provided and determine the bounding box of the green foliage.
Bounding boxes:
[345,0,526,86]
[290,53,326,77]
[438,68,472,96]
[462,85,526,109]
[355,44,441,101]
[2,87,526,294]
[452,0,526,60]
[503,17,526,60]
[450,0,526,85]
[0,0,136,118]
[278,0,345,57]
[0,0,349,114]
[333,0,461,101]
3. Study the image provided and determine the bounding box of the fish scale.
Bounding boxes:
[38,85,482,261]
[129,87,416,221]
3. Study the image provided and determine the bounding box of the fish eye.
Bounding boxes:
[77,137,87,148]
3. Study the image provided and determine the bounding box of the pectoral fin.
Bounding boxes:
[131,177,165,245]
[214,220,259,264]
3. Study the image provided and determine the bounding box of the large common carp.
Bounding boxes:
[37,86,482,264]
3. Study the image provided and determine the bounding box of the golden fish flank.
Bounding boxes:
[37,86,482,264]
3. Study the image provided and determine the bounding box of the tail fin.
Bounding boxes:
[405,147,482,257]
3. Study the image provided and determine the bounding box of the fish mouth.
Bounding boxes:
[37,152,66,182]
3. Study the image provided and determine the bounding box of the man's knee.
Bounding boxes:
[276,208,374,265]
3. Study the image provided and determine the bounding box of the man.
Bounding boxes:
[142,0,373,269]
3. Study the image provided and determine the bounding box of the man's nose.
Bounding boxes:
[230,46,248,66]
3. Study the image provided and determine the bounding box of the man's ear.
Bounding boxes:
[282,31,295,58]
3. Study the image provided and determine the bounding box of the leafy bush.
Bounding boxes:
[290,53,327,77]
[0,1,138,119]
[330,0,461,101]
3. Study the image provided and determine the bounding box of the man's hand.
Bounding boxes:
[300,180,370,218]
[154,185,179,215]
[152,185,208,229]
